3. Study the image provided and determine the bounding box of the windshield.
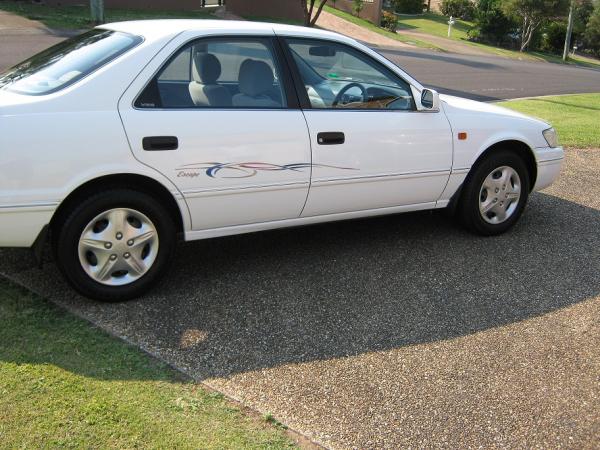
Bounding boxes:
[0,29,142,96]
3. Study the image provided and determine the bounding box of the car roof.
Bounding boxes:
[101,19,354,43]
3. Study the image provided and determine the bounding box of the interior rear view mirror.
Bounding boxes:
[309,45,337,57]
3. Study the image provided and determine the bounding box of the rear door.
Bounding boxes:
[118,32,311,231]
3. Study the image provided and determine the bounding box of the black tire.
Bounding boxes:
[54,189,176,301]
[458,150,530,236]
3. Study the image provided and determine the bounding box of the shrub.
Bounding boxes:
[381,11,399,31]
[353,0,365,17]
[469,0,517,45]
[440,0,476,20]
[540,21,567,54]
[393,0,425,14]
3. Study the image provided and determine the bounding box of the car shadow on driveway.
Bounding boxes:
[1,191,598,380]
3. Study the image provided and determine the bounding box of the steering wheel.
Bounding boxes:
[332,82,367,107]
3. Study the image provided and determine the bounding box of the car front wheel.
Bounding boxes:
[459,150,530,236]
[54,189,176,301]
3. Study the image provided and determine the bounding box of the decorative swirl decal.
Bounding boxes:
[175,162,357,179]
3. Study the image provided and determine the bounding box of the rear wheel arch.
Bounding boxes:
[50,174,185,242]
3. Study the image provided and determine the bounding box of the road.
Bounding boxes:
[375,45,600,101]
[1,30,599,101]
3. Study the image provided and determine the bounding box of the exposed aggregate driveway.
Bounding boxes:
[1,149,599,448]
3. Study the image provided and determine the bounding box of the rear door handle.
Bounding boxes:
[317,132,345,145]
[142,136,178,151]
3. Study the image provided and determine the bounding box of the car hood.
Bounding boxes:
[440,94,550,128]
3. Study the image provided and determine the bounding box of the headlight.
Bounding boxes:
[543,127,559,148]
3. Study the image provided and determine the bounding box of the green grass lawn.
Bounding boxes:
[499,93,600,148]
[0,1,215,29]
[0,278,294,448]
[396,12,472,41]
[323,5,443,51]
[395,11,600,68]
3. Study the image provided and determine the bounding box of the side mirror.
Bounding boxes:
[418,88,440,112]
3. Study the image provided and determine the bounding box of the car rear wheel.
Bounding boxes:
[459,150,530,236]
[55,189,176,301]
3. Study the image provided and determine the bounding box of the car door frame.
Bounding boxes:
[275,35,454,216]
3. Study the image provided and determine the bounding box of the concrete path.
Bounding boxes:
[0,10,72,70]
[316,10,410,49]
[0,9,49,33]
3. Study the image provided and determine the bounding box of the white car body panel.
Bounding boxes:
[0,20,564,248]
[119,109,312,230]
[299,109,452,216]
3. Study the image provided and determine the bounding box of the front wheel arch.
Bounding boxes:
[470,140,537,191]
[448,139,537,212]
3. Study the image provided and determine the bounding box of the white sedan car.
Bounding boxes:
[0,20,564,300]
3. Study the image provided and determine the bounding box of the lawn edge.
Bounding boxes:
[0,272,322,450]
[493,92,600,103]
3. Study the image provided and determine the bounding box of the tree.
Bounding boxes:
[503,0,570,51]
[472,0,518,45]
[300,0,328,27]
[584,1,600,55]
[90,0,104,24]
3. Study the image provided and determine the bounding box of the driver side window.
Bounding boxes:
[285,39,414,111]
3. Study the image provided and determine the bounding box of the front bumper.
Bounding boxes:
[533,146,564,191]
[0,203,56,247]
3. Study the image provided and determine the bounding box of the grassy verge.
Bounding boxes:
[395,11,600,68]
[0,278,294,448]
[499,93,600,148]
[0,1,215,30]
[323,5,443,51]
[396,12,472,40]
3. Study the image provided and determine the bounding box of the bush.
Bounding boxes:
[381,11,398,31]
[440,0,476,20]
[540,21,567,54]
[393,0,425,14]
[353,0,365,17]
[469,0,517,45]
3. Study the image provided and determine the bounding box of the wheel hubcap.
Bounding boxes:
[479,166,521,225]
[78,208,159,286]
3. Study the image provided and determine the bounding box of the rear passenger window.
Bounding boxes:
[136,38,287,109]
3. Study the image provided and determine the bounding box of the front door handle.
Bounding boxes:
[317,132,345,145]
[142,136,178,151]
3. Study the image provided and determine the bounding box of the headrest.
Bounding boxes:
[192,53,221,84]
[238,59,274,97]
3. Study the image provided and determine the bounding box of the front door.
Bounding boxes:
[283,38,453,217]
[119,35,311,231]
